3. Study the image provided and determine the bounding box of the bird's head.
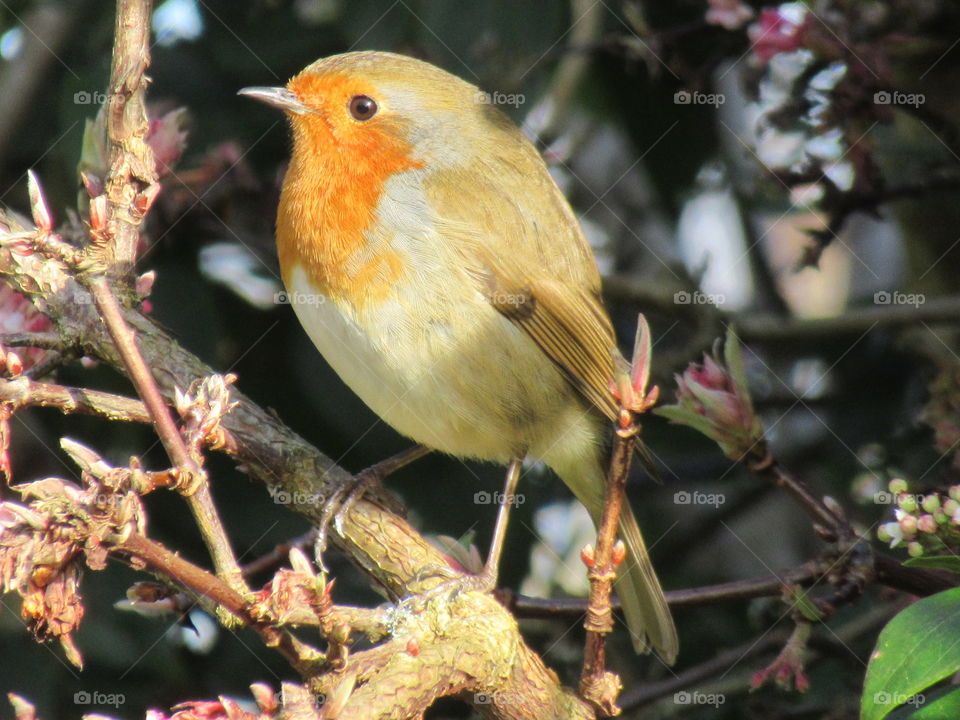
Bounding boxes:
[239,51,509,170]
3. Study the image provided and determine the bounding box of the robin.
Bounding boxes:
[240,50,677,662]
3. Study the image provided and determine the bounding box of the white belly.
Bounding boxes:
[285,265,592,463]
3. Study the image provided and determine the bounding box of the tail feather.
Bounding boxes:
[565,473,678,663]
[613,503,678,662]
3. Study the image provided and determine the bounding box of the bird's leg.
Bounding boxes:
[314,444,430,568]
[474,457,523,590]
[409,458,524,596]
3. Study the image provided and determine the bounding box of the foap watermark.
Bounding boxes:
[74,691,125,708]
[674,90,725,107]
[873,90,925,108]
[74,90,122,106]
[275,290,326,306]
[474,691,524,705]
[474,90,525,108]
[874,691,925,708]
[64,288,94,305]
[268,487,321,506]
[874,491,928,506]
[874,290,924,307]
[674,490,725,508]
[490,290,529,309]
[474,490,525,506]
[674,290,724,306]
[673,691,725,707]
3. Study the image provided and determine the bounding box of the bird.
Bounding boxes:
[239,50,678,663]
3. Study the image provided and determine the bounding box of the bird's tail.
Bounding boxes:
[566,470,678,663]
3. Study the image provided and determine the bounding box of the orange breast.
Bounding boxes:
[276,75,424,308]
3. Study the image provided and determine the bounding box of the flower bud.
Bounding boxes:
[917,514,937,534]
[878,522,902,546]
[898,494,918,513]
[888,478,908,495]
[580,544,595,568]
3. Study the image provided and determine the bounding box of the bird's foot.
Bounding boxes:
[401,564,498,613]
[314,470,403,570]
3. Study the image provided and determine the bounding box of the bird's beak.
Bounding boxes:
[237,86,311,114]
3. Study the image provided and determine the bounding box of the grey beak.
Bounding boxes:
[237,86,310,114]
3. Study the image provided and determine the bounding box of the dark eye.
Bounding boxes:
[349,95,378,121]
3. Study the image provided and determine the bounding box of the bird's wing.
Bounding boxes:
[425,142,622,422]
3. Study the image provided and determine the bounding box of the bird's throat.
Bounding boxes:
[275,121,423,306]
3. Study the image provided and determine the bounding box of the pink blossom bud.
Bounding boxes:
[26,170,52,232]
[899,515,918,538]
[89,195,109,231]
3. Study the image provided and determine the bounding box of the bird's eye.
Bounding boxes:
[348,95,378,121]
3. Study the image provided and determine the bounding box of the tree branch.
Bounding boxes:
[97,0,157,276]
[0,376,149,422]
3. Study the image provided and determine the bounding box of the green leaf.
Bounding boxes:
[723,325,753,417]
[654,405,717,439]
[886,685,960,719]
[903,556,960,574]
[861,587,960,720]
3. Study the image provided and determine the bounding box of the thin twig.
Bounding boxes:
[241,529,317,578]
[736,296,960,343]
[117,532,317,673]
[499,562,814,620]
[86,278,197,472]
[748,454,849,540]
[579,316,658,714]
[0,332,63,351]
[87,274,248,598]
[579,422,632,713]
[0,376,149,422]
[620,633,786,710]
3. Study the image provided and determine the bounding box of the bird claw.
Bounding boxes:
[314,469,404,570]
[402,564,497,613]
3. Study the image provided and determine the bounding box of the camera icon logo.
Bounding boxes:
[269,488,292,505]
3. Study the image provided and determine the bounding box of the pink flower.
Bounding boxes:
[658,327,764,462]
[706,0,755,31]
[0,284,52,371]
[751,621,811,692]
[748,6,809,64]
[146,107,189,178]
